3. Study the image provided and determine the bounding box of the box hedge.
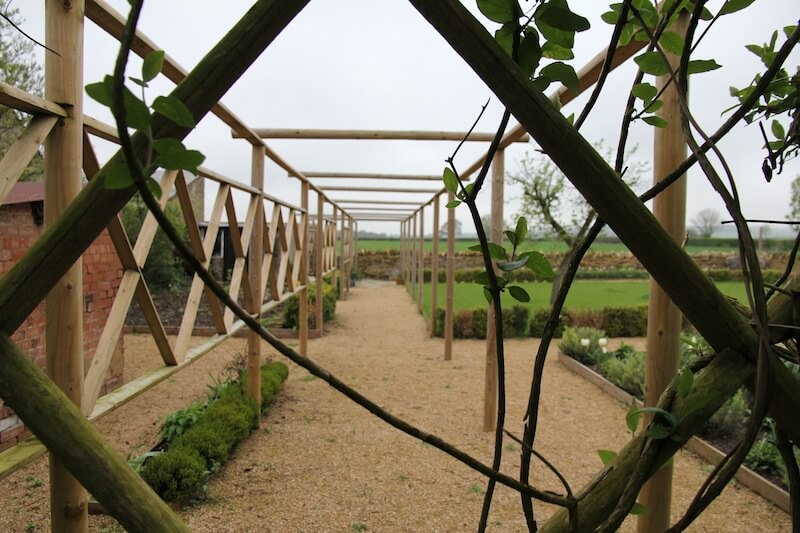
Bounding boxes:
[282,282,337,329]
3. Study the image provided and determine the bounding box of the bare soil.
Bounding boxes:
[0,283,789,532]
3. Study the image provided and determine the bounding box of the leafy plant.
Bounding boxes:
[160,402,205,443]
[558,326,608,365]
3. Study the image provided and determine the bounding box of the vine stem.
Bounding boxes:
[107,0,574,514]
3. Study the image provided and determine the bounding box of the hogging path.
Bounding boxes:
[0,283,788,532]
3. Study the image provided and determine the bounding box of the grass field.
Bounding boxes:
[359,238,750,254]
[417,280,749,320]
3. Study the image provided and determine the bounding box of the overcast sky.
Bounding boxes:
[17,1,800,237]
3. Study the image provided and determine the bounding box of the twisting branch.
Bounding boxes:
[108,0,574,515]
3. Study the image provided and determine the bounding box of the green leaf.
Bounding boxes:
[784,25,798,39]
[535,2,590,32]
[518,29,542,76]
[514,216,528,245]
[446,200,462,208]
[645,99,664,113]
[86,79,113,107]
[643,115,667,128]
[676,369,693,399]
[152,95,195,128]
[142,50,165,82]
[477,0,520,24]
[771,119,786,139]
[483,286,493,303]
[155,147,205,173]
[146,176,163,199]
[626,401,640,434]
[504,229,518,247]
[597,449,617,466]
[659,31,684,55]
[601,10,620,25]
[632,83,658,102]
[128,76,147,88]
[645,424,673,440]
[443,167,458,194]
[508,285,530,302]
[104,159,134,190]
[541,41,574,60]
[487,243,508,260]
[538,61,579,93]
[686,59,722,75]
[497,257,528,272]
[630,502,647,515]
[523,251,553,277]
[475,271,490,285]
[634,51,669,75]
[152,138,184,154]
[719,0,756,15]
[494,22,516,55]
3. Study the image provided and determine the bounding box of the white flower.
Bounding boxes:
[601,347,608,354]
[598,338,608,347]
[580,338,590,347]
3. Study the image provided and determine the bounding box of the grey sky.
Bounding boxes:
[17,1,800,237]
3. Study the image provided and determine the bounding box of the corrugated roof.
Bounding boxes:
[3,182,44,205]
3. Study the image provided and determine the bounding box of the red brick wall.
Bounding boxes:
[0,202,125,451]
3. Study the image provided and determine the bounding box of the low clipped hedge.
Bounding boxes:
[282,282,337,329]
[433,305,648,339]
[139,361,288,503]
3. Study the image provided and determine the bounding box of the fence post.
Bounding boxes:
[316,195,325,334]
[445,191,455,360]
[483,148,504,431]
[638,12,688,533]
[299,181,309,355]
[417,205,425,313]
[247,145,265,426]
[44,1,88,529]
[431,195,440,336]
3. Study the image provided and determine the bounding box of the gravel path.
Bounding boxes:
[0,283,789,532]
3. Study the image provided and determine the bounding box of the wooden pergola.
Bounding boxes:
[0,1,796,532]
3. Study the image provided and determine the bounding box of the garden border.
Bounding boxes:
[557,352,790,512]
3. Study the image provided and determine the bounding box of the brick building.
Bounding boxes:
[0,182,124,451]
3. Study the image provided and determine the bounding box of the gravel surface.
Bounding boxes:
[0,283,790,532]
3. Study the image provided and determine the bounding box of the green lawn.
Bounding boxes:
[358,238,748,254]
[417,280,749,320]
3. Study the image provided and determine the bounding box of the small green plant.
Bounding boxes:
[558,326,608,365]
[599,346,645,398]
[468,483,485,495]
[350,523,368,532]
[160,402,205,443]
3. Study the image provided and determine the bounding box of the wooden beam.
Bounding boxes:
[0,115,58,205]
[331,199,424,205]
[248,145,265,425]
[344,207,416,212]
[445,190,455,361]
[299,182,309,355]
[44,0,87,529]
[303,171,451,181]
[0,81,67,117]
[417,207,424,313]
[318,185,442,193]
[431,195,440,336]
[315,194,325,331]
[238,127,530,142]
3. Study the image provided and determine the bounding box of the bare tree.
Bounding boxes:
[691,208,721,238]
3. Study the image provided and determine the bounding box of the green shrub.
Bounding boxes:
[472,308,488,339]
[435,308,445,337]
[172,423,231,469]
[601,306,647,337]
[260,362,288,411]
[159,402,205,443]
[502,305,529,338]
[282,283,337,329]
[529,308,568,338]
[139,448,206,502]
[558,327,608,366]
[204,398,256,444]
[598,347,645,397]
[701,388,749,440]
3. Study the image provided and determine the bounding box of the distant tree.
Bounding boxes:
[511,142,647,304]
[789,175,800,227]
[0,5,44,181]
[691,208,721,238]
[438,219,462,238]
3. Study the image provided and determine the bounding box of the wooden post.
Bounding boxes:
[332,206,339,299]
[483,149,504,431]
[430,195,440,335]
[445,191,455,360]
[339,213,346,299]
[638,13,688,533]
[44,1,88,530]
[299,181,309,355]
[403,220,409,286]
[410,213,417,299]
[417,206,425,313]
[247,145,265,426]
[315,194,324,334]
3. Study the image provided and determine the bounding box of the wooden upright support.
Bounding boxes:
[445,191,455,361]
[483,149,504,432]
[430,195,440,335]
[247,145,265,426]
[332,206,339,298]
[638,14,688,532]
[417,206,425,313]
[299,182,309,355]
[315,195,325,333]
[411,213,417,298]
[44,1,88,530]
